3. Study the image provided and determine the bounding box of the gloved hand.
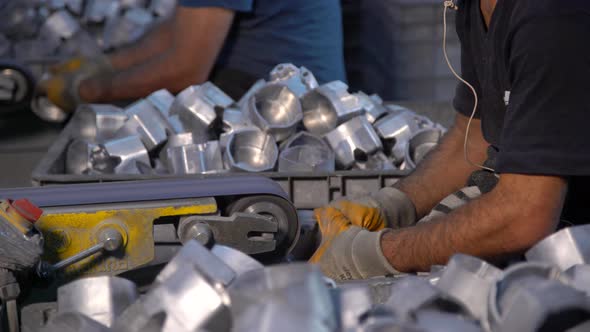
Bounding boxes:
[310,207,398,280]
[38,55,113,112]
[330,187,417,231]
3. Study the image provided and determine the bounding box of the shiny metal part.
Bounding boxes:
[246,83,302,141]
[150,0,177,18]
[211,245,264,277]
[117,99,173,150]
[113,242,232,332]
[405,129,443,169]
[147,89,175,117]
[269,63,319,97]
[84,0,120,24]
[301,81,364,135]
[565,265,590,295]
[357,91,389,124]
[525,225,590,271]
[325,116,383,169]
[57,276,138,327]
[353,151,396,171]
[156,240,236,287]
[178,221,213,246]
[103,7,153,49]
[278,145,335,172]
[414,310,482,332]
[280,131,327,150]
[77,104,127,140]
[222,108,253,134]
[237,79,266,109]
[338,284,373,331]
[94,135,150,174]
[166,140,224,174]
[158,132,194,163]
[224,129,278,172]
[374,111,422,163]
[39,10,80,50]
[42,312,108,332]
[58,29,102,57]
[229,263,336,331]
[31,95,68,123]
[490,265,590,331]
[488,262,571,331]
[384,276,469,321]
[436,254,502,327]
[65,138,98,174]
[170,83,233,142]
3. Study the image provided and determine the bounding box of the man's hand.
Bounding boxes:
[39,56,113,112]
[80,6,235,103]
[382,173,567,272]
[309,208,398,281]
[329,187,417,231]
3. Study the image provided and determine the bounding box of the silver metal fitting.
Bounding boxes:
[170,83,234,143]
[325,116,383,169]
[166,140,225,175]
[76,104,127,140]
[301,81,364,136]
[159,132,195,164]
[269,63,319,98]
[373,111,422,164]
[224,129,278,172]
[116,99,174,151]
[525,225,590,271]
[57,276,138,327]
[278,132,335,172]
[404,129,443,169]
[246,83,302,142]
[65,138,98,174]
[356,91,388,124]
[93,135,150,174]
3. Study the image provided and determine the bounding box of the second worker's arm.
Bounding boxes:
[80,6,235,102]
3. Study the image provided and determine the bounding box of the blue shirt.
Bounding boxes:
[179,0,346,84]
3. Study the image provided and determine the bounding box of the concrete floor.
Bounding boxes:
[0,101,455,189]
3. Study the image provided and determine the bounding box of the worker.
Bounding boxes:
[41,0,345,112]
[311,0,590,281]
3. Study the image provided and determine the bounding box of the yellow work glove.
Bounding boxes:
[309,206,352,264]
[38,55,113,112]
[309,206,398,280]
[330,187,417,231]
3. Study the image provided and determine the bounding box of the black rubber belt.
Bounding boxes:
[0,176,289,208]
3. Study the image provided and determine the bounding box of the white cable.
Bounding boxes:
[443,1,495,172]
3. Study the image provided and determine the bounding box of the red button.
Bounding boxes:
[11,199,43,223]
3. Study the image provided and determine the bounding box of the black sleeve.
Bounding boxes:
[452,6,483,119]
[496,14,590,175]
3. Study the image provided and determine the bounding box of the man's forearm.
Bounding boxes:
[394,115,488,219]
[80,7,234,103]
[108,15,175,70]
[382,174,567,272]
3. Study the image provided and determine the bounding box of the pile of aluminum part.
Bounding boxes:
[63,64,445,175]
[24,225,590,332]
[0,0,177,79]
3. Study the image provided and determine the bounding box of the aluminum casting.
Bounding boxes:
[268,63,319,98]
[525,225,590,271]
[246,83,303,142]
[325,116,383,169]
[302,81,364,135]
[224,129,278,172]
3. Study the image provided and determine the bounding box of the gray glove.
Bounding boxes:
[317,226,399,281]
[330,187,417,230]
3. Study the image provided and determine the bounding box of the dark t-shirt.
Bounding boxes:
[453,0,590,223]
[179,0,346,84]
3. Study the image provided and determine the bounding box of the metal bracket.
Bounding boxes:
[178,213,278,255]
